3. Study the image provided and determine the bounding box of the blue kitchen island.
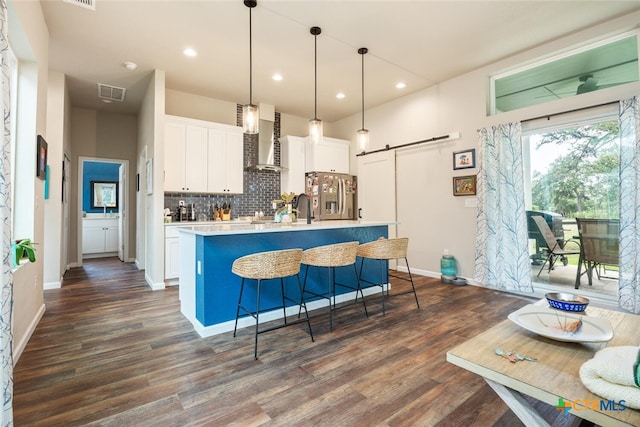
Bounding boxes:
[177,220,392,337]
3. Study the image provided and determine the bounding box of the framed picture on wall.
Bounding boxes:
[36,135,48,180]
[453,148,475,170]
[453,175,477,196]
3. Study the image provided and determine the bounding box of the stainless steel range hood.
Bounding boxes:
[246,103,283,172]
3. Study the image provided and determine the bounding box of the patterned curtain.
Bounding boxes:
[618,98,640,314]
[0,0,13,424]
[475,123,533,293]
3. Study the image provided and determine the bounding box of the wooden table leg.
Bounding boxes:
[485,378,550,427]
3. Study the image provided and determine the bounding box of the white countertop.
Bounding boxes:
[175,220,393,236]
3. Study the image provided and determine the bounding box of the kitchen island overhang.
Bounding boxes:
[178,221,394,337]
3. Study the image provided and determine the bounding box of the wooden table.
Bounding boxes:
[446,302,640,426]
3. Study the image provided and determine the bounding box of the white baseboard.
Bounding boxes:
[13,303,46,366]
[43,280,62,290]
[189,285,382,338]
[145,272,165,290]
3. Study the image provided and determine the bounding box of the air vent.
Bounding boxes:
[63,0,96,11]
[97,83,126,102]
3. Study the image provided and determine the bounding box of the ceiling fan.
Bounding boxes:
[535,74,635,99]
[575,74,600,94]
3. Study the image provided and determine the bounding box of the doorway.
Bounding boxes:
[522,104,620,301]
[77,157,129,265]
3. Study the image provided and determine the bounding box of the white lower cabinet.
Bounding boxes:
[165,226,181,282]
[82,218,119,256]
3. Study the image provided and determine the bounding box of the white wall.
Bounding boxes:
[43,71,66,288]
[331,11,640,280]
[165,89,313,139]
[165,89,236,125]
[8,0,49,362]
[139,70,166,289]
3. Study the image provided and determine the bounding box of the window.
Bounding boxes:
[491,32,638,114]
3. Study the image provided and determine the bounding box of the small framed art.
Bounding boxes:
[453,148,475,170]
[36,135,48,180]
[453,175,476,196]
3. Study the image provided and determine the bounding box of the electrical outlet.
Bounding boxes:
[444,249,449,256]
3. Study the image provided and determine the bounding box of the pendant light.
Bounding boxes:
[308,26,323,144]
[242,0,259,134]
[357,47,369,153]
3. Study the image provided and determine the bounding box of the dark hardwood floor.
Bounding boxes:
[14,257,583,426]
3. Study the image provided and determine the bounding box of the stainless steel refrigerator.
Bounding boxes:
[305,172,357,220]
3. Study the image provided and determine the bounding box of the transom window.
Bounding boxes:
[491,31,639,114]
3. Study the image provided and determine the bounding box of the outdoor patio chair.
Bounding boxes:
[531,215,580,277]
[575,218,619,289]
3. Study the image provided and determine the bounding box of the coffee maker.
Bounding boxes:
[176,201,188,222]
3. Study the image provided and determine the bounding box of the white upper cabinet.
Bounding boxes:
[305,137,350,173]
[184,125,208,193]
[164,121,207,193]
[207,127,244,194]
[164,121,187,192]
[164,115,244,194]
[280,135,307,195]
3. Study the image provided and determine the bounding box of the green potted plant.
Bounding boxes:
[272,192,299,223]
[13,239,37,267]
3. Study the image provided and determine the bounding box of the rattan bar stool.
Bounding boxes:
[357,237,420,315]
[300,241,367,331]
[232,248,314,359]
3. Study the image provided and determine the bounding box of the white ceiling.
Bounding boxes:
[38,0,640,123]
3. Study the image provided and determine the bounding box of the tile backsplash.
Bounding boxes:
[163,106,282,220]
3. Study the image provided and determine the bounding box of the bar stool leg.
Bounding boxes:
[405,257,420,309]
[380,259,386,315]
[353,263,368,317]
[296,274,315,342]
[234,278,246,337]
[280,278,287,325]
[328,266,334,332]
[254,279,261,360]
[356,257,365,304]
[297,264,310,319]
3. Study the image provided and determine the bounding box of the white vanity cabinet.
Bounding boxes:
[82,217,119,256]
[305,137,350,174]
[207,127,244,194]
[165,115,244,194]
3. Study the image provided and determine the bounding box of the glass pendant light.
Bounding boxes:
[243,0,259,134]
[308,26,323,144]
[357,47,369,153]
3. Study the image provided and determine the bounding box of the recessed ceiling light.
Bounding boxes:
[336,92,345,99]
[395,82,406,89]
[124,61,138,71]
[272,73,283,81]
[183,48,197,57]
